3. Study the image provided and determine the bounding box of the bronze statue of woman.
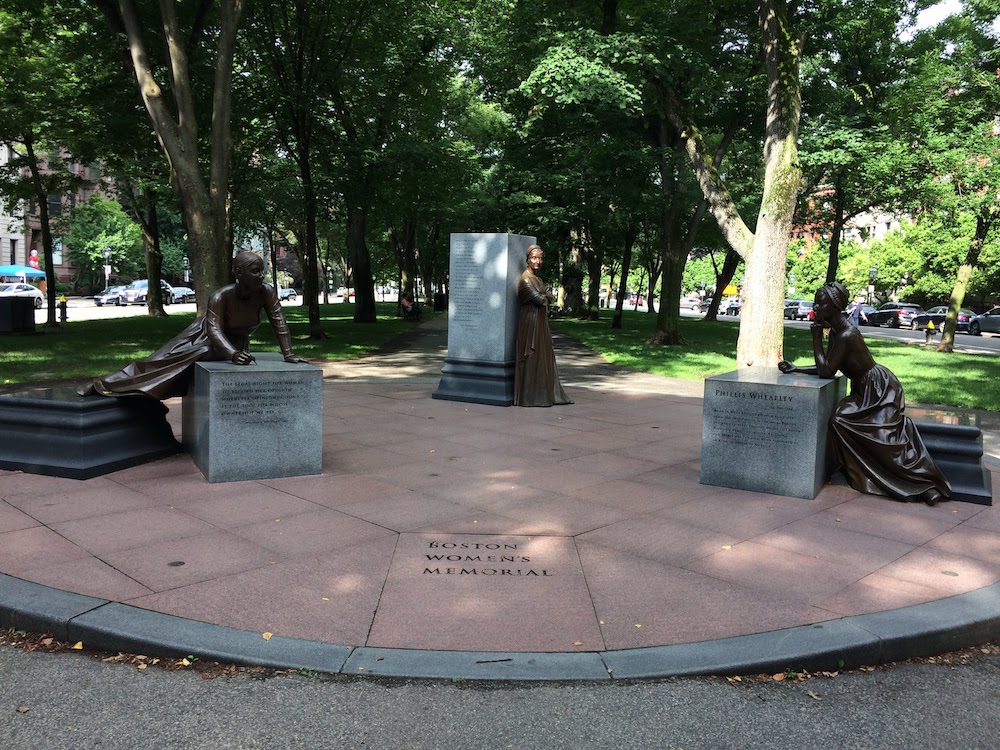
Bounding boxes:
[779,281,950,505]
[514,244,572,407]
[79,251,304,400]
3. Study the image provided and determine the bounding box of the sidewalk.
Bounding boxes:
[1,313,998,680]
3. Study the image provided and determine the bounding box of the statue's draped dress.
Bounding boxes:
[514,269,571,407]
[81,284,292,400]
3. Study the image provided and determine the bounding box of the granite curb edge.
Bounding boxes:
[2,574,997,681]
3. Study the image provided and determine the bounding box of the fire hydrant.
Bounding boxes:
[58,295,68,322]
[925,320,936,345]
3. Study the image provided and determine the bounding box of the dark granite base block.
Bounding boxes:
[911,407,993,505]
[432,357,515,407]
[0,387,181,479]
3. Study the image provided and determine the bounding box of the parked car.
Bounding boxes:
[855,303,877,324]
[122,279,174,305]
[784,300,813,320]
[865,302,924,328]
[697,297,714,313]
[969,307,1000,336]
[723,299,741,316]
[680,294,702,312]
[910,306,975,333]
[95,285,126,306]
[170,286,195,303]
[277,287,297,301]
[0,282,44,308]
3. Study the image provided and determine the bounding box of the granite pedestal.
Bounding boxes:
[182,354,322,483]
[433,233,534,406]
[0,387,180,479]
[701,368,847,499]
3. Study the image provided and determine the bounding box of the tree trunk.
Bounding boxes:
[21,135,58,328]
[583,225,603,320]
[824,179,846,283]
[611,228,635,329]
[300,161,326,338]
[938,211,994,352]
[651,119,685,342]
[143,190,167,317]
[347,203,377,322]
[704,250,741,321]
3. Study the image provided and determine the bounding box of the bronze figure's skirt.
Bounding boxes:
[831,365,950,503]
[514,280,571,407]
[82,317,220,400]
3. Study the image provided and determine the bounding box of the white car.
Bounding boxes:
[0,283,44,308]
[680,294,702,311]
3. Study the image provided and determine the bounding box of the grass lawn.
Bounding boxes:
[0,302,417,388]
[553,311,1000,412]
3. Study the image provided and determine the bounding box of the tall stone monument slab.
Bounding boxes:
[182,353,323,483]
[701,368,847,499]
[433,233,534,406]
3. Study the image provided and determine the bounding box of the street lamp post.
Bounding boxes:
[182,254,190,284]
[868,266,878,304]
[788,272,796,296]
[103,246,111,291]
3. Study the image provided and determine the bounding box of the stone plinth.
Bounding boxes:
[432,233,534,406]
[0,387,180,479]
[182,354,322,483]
[701,368,847,499]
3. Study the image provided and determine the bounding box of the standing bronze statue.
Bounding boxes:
[514,244,572,407]
[79,251,305,400]
[779,281,950,505]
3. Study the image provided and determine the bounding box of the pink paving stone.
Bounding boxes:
[874,547,1000,595]
[511,460,609,494]
[259,473,410,509]
[324,445,423,474]
[683,540,873,606]
[17,556,153,601]
[0,526,91,576]
[751,519,917,571]
[125,537,398,645]
[365,461,468,492]
[336,492,473,532]
[0,472,118,499]
[577,516,739,567]
[412,508,543,536]
[368,533,603,652]
[630,459,704,488]
[174,486,323,529]
[962,504,1000,534]
[810,495,969,545]
[577,542,831,650]
[5,483,156,524]
[570,479,695,514]
[555,452,663,481]
[486,495,629,536]
[230,508,396,557]
[815,573,953,617]
[105,452,200,483]
[101,530,275,591]
[49,507,218,556]
[0,500,40,533]
[655,491,831,541]
[924,524,1000,564]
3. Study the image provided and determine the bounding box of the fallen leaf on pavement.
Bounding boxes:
[16,706,29,714]
[262,632,273,641]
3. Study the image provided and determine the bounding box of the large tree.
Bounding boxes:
[94,0,246,312]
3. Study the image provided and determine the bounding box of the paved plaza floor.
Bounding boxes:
[1,314,998,679]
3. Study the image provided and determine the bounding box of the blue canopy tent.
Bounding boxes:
[0,264,46,281]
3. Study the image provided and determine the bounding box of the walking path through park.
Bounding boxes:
[1,313,998,680]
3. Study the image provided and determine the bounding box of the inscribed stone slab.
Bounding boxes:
[182,354,322,483]
[701,368,846,499]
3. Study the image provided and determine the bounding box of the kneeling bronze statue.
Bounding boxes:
[79,251,305,400]
[778,282,950,505]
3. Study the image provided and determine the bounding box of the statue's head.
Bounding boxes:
[232,250,262,275]
[526,243,543,270]
[232,251,264,290]
[813,281,849,323]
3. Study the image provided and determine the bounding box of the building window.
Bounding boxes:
[9,238,16,265]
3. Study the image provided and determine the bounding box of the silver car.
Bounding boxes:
[969,307,1000,336]
[0,282,44,308]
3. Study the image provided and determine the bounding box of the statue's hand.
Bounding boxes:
[232,351,256,365]
[777,360,796,374]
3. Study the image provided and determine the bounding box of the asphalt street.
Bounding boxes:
[2,642,998,749]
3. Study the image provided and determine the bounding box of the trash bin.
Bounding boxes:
[433,292,447,312]
[0,297,35,334]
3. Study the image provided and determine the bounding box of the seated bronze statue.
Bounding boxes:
[79,251,304,400]
[778,281,950,505]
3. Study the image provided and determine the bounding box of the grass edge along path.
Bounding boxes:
[553,312,1000,413]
